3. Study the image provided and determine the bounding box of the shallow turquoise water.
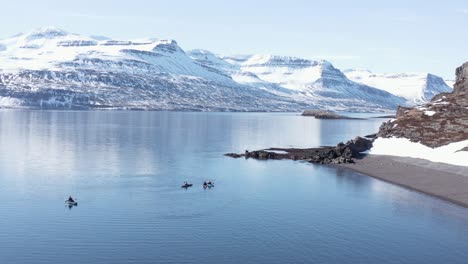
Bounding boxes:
[0,110,467,264]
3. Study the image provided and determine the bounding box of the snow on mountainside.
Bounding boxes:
[445,79,455,88]
[0,27,445,111]
[234,55,328,91]
[344,69,453,104]
[189,53,406,110]
[0,27,305,111]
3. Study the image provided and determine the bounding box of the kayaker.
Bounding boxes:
[203,181,207,186]
[208,180,212,185]
[68,196,75,203]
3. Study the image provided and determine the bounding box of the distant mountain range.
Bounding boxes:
[343,69,453,104]
[0,27,452,111]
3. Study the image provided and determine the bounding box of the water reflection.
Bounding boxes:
[1,110,468,264]
[0,111,355,181]
[333,166,468,238]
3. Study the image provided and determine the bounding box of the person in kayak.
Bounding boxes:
[203,181,208,187]
[207,180,212,185]
[68,196,75,203]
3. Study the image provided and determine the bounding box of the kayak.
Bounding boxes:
[181,184,193,188]
[65,201,78,206]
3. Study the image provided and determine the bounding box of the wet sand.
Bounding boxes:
[336,155,468,208]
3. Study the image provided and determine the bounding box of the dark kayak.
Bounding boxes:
[181,184,193,188]
[65,200,78,206]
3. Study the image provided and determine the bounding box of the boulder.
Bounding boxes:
[346,136,373,155]
[342,147,353,159]
[396,106,412,118]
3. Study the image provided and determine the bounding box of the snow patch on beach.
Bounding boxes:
[370,137,468,167]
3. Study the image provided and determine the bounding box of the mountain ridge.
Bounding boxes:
[0,27,451,112]
[344,69,452,104]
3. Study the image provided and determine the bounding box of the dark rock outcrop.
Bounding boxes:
[225,136,373,165]
[225,153,242,158]
[455,62,468,93]
[396,106,412,118]
[372,115,396,119]
[458,147,468,152]
[346,136,373,155]
[301,110,364,120]
[364,133,377,139]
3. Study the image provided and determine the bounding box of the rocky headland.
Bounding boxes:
[377,62,468,148]
[228,62,467,162]
[225,62,468,207]
[225,136,373,164]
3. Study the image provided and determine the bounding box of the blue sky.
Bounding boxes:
[1,0,467,79]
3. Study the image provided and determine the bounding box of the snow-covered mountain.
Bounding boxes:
[233,55,405,109]
[0,27,303,111]
[189,52,406,111]
[344,69,453,104]
[0,27,447,111]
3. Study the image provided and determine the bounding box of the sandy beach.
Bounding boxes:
[336,155,468,208]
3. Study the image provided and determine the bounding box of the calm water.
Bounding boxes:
[1,110,468,264]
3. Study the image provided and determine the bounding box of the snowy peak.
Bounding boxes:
[89,35,111,41]
[200,54,406,109]
[0,27,449,112]
[0,27,95,51]
[344,69,453,104]
[425,73,452,99]
[188,49,213,58]
[152,40,184,54]
[23,27,70,40]
[241,55,319,67]
[188,49,238,72]
[317,60,347,79]
[235,56,344,91]
[0,28,234,84]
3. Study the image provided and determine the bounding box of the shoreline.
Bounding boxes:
[225,140,468,208]
[334,154,468,208]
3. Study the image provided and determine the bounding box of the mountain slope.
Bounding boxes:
[344,69,453,104]
[0,28,306,111]
[190,53,407,110]
[0,27,445,112]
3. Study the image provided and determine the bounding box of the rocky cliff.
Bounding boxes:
[455,62,468,93]
[377,62,468,147]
